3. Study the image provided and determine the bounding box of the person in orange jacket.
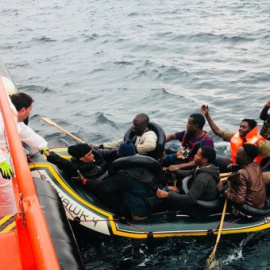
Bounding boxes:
[201,104,270,172]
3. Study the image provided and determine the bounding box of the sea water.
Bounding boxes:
[1,0,270,268]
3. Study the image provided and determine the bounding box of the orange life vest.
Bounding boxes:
[230,126,266,164]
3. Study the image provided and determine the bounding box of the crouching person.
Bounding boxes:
[217,144,266,210]
[74,139,164,220]
[156,147,220,218]
[44,143,117,180]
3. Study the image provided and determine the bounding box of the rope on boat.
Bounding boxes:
[27,154,47,180]
[63,204,154,236]
[207,217,242,235]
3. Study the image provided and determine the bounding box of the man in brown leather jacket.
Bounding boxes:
[217,144,266,209]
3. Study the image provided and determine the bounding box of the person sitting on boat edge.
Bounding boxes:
[44,143,117,180]
[74,139,165,221]
[164,113,214,171]
[0,88,49,217]
[94,113,157,156]
[156,146,220,219]
[217,144,266,211]
[201,104,270,173]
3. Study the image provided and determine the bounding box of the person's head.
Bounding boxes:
[10,92,34,122]
[187,113,205,133]
[238,119,257,138]
[118,139,136,157]
[194,146,216,167]
[132,113,149,136]
[235,144,259,166]
[68,144,94,163]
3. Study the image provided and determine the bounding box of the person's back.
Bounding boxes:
[120,164,162,219]
[220,144,266,209]
[227,162,265,209]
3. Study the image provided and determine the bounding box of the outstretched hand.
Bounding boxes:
[201,104,209,116]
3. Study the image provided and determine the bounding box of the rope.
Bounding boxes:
[27,154,47,180]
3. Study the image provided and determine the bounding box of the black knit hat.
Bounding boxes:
[118,139,136,157]
[68,144,92,158]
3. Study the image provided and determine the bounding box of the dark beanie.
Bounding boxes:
[68,143,92,158]
[118,139,136,157]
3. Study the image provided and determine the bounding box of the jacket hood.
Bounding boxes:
[195,164,220,183]
[125,167,153,183]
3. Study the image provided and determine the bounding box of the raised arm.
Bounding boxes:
[259,101,270,121]
[201,105,222,137]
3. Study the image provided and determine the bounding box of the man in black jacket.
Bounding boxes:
[74,140,165,220]
[156,146,220,218]
[44,143,117,180]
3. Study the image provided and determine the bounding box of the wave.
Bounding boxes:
[185,33,254,43]
[93,112,119,129]
[19,85,56,94]
[114,61,133,66]
[32,36,56,43]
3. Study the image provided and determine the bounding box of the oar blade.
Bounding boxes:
[40,116,56,126]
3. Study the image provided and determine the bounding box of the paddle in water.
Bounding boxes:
[206,199,228,269]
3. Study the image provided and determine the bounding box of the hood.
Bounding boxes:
[125,167,154,183]
[195,164,220,183]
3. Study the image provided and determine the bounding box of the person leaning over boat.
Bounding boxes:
[94,113,157,156]
[164,113,214,171]
[217,144,266,210]
[0,89,48,216]
[44,143,117,180]
[156,147,220,218]
[201,104,270,173]
[74,139,165,220]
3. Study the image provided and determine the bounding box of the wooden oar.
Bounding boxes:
[40,117,85,144]
[219,172,232,178]
[207,198,228,268]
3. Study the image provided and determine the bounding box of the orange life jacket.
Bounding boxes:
[230,126,266,164]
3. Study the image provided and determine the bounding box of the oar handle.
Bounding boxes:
[41,117,85,144]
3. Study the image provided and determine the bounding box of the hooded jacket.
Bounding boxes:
[167,164,220,217]
[46,149,117,179]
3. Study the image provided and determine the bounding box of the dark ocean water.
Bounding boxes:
[1,0,270,269]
